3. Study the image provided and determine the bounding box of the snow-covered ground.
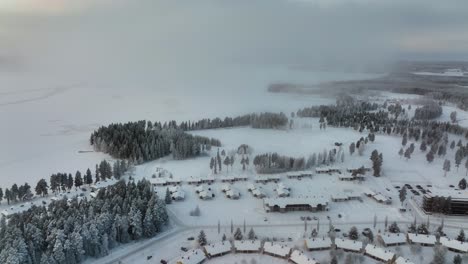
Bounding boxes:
[0,66,378,186]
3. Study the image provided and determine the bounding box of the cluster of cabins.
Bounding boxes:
[172,240,319,264]
[150,174,249,187]
[171,232,468,264]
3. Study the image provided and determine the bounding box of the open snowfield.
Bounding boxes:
[128,123,468,231]
[0,67,379,186]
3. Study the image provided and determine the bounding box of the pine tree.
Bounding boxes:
[84,168,92,185]
[456,229,465,242]
[426,151,435,163]
[234,227,243,240]
[349,143,355,155]
[388,222,400,233]
[348,226,359,240]
[453,254,462,264]
[398,148,404,158]
[459,178,467,190]
[399,187,407,206]
[74,171,83,188]
[420,141,427,152]
[198,230,207,246]
[222,233,227,241]
[248,228,256,240]
[404,147,411,160]
[165,188,172,204]
[0,188,3,204]
[443,159,451,177]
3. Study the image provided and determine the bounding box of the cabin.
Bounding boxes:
[289,250,319,264]
[174,249,206,264]
[305,237,332,251]
[331,193,349,202]
[315,167,341,174]
[264,197,329,213]
[338,174,354,181]
[186,177,203,185]
[364,190,376,197]
[195,185,211,194]
[220,176,236,183]
[149,178,167,187]
[251,187,266,198]
[263,242,291,259]
[407,233,436,246]
[198,190,214,200]
[221,184,232,193]
[439,237,468,253]
[373,194,391,204]
[225,188,241,199]
[364,244,395,263]
[171,190,185,201]
[286,171,313,179]
[166,178,182,186]
[203,242,232,258]
[334,238,363,253]
[246,183,257,192]
[378,233,407,247]
[233,240,262,253]
[255,175,281,184]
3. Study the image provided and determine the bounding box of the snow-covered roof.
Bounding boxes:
[166,178,182,183]
[264,197,329,209]
[425,188,468,201]
[364,190,376,196]
[364,244,395,261]
[338,174,354,180]
[263,242,291,257]
[379,233,407,245]
[373,194,389,202]
[220,175,236,181]
[195,185,206,193]
[1,210,11,216]
[169,185,181,193]
[276,188,290,197]
[255,175,281,181]
[226,189,240,198]
[221,184,232,192]
[289,250,318,264]
[89,192,97,198]
[233,240,262,251]
[186,177,202,183]
[395,257,415,264]
[407,233,436,245]
[234,175,248,180]
[198,190,213,199]
[331,193,349,200]
[247,183,256,191]
[439,237,468,253]
[277,183,289,190]
[252,188,266,197]
[149,178,167,185]
[305,237,332,249]
[171,190,185,199]
[334,238,363,252]
[174,249,206,264]
[204,242,232,256]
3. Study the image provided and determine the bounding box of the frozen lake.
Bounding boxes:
[0,64,379,186]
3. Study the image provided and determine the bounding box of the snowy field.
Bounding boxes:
[0,67,378,186]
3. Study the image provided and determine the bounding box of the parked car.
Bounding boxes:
[180,247,188,252]
[187,237,195,241]
[334,228,341,232]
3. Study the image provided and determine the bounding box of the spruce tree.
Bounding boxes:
[198,230,207,246]
[165,188,172,204]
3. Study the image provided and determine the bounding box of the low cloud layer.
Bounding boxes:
[1,0,468,75]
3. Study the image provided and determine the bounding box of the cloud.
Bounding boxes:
[1,0,467,75]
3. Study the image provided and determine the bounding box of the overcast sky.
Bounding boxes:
[1,0,468,73]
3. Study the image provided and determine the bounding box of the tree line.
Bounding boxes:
[0,179,168,264]
[0,160,129,205]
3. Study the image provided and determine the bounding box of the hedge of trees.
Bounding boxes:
[0,179,167,264]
